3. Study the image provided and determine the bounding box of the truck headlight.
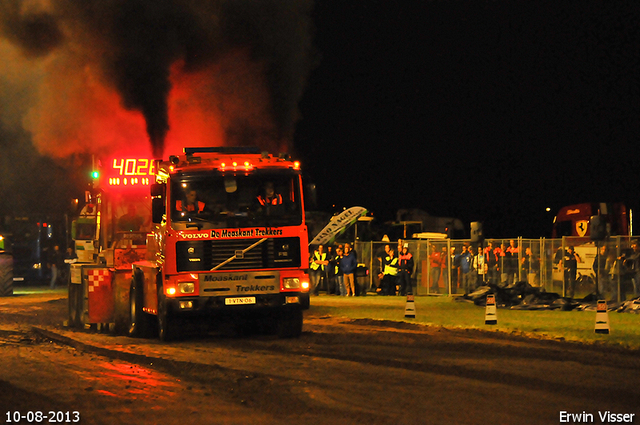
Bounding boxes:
[282,278,300,289]
[178,282,195,294]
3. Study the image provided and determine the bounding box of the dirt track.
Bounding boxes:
[1,289,639,425]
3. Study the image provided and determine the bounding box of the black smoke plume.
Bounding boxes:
[1,0,315,158]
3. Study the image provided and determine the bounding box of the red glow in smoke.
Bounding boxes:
[28,56,152,159]
[165,50,280,157]
[30,49,282,160]
[163,60,227,157]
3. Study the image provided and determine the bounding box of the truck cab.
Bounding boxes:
[130,147,310,340]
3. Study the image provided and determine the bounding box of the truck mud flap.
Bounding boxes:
[0,254,13,297]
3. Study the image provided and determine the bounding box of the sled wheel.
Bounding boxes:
[128,278,152,338]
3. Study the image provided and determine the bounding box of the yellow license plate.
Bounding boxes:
[225,297,256,305]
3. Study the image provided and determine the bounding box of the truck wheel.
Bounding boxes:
[277,307,303,338]
[157,287,177,342]
[128,280,151,338]
[300,293,310,309]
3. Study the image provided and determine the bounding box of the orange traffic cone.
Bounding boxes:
[594,300,610,334]
[404,294,416,319]
[485,294,497,325]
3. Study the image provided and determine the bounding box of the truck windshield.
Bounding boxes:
[170,171,303,230]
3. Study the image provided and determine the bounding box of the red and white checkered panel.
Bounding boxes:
[87,268,115,323]
[87,269,111,292]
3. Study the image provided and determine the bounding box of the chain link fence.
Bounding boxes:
[353,236,640,302]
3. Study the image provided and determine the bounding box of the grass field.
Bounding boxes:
[308,295,640,350]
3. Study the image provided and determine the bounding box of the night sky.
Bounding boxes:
[295,1,640,238]
[1,1,639,239]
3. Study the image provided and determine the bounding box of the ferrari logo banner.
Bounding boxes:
[576,220,588,237]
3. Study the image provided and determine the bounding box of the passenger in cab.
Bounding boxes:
[256,182,284,215]
[257,182,283,205]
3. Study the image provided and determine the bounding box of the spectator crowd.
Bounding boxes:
[310,237,640,301]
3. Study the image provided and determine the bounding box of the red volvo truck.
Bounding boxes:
[68,147,310,340]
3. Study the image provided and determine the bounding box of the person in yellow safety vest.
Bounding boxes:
[377,248,399,295]
[310,244,328,295]
[375,243,391,291]
[397,243,414,296]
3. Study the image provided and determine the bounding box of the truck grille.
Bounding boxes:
[176,237,301,272]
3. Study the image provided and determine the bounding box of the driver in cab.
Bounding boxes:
[176,188,205,214]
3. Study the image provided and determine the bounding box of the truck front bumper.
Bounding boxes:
[165,292,309,317]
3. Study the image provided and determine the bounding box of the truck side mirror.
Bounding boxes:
[304,182,317,210]
[151,183,165,224]
[152,199,164,224]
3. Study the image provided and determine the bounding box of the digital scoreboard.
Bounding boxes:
[105,158,156,187]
